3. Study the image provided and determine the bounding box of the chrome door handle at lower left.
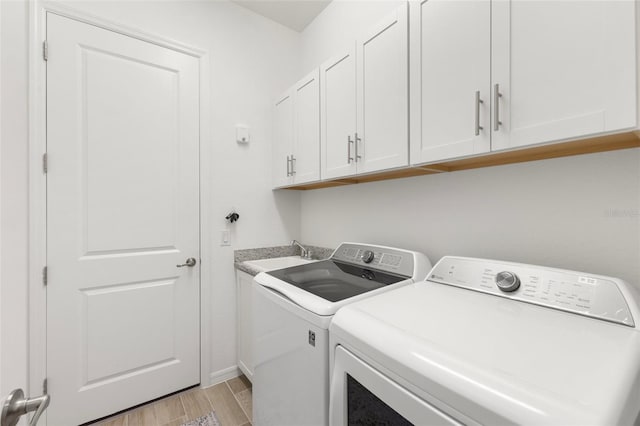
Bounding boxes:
[177,258,197,268]
[2,388,50,426]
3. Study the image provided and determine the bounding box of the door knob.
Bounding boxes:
[177,258,197,268]
[1,388,50,426]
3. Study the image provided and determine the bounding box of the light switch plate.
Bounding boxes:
[221,230,231,246]
[236,126,249,144]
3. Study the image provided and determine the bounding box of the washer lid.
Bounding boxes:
[255,265,413,317]
[331,282,640,425]
[266,259,409,302]
[253,242,431,316]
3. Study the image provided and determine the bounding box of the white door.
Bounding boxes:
[491,0,637,151]
[273,90,294,187]
[46,13,200,425]
[356,4,409,174]
[320,50,357,180]
[292,69,320,184]
[409,0,491,164]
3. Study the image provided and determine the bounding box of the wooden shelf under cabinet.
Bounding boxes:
[281,131,640,190]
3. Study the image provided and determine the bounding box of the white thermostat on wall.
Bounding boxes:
[236,125,250,144]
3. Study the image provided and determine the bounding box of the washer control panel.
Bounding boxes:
[332,243,414,277]
[495,271,520,292]
[428,257,636,327]
[361,250,375,264]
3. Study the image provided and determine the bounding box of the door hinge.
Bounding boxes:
[43,378,48,394]
[43,40,48,61]
[43,153,48,173]
[42,266,48,286]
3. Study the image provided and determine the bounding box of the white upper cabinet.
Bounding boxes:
[321,4,409,180]
[293,70,321,184]
[410,0,491,164]
[273,90,294,188]
[411,0,638,165]
[356,4,409,174]
[277,1,638,188]
[321,49,358,180]
[491,0,637,151]
[273,70,321,187]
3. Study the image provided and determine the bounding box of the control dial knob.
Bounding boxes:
[495,271,520,292]
[361,250,375,264]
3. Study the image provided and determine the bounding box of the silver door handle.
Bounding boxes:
[286,155,291,177]
[475,90,484,136]
[290,155,296,175]
[347,135,354,163]
[494,83,502,131]
[177,258,197,268]
[2,388,50,426]
[355,132,362,161]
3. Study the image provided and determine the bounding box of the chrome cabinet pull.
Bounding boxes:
[286,155,291,176]
[177,258,197,268]
[475,90,484,136]
[494,83,502,131]
[355,133,362,162]
[347,135,354,163]
[291,155,296,175]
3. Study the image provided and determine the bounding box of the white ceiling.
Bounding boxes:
[231,0,332,32]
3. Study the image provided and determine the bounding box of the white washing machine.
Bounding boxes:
[252,242,431,426]
[330,256,640,425]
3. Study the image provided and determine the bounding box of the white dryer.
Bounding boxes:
[252,243,431,426]
[330,256,640,425]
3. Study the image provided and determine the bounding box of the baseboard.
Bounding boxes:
[238,361,253,383]
[206,366,242,387]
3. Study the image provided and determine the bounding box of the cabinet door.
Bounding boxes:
[320,50,358,179]
[273,90,294,187]
[491,0,637,151]
[293,69,321,184]
[409,0,491,165]
[357,4,410,174]
[236,271,254,381]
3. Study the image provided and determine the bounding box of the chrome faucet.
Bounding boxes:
[291,240,312,259]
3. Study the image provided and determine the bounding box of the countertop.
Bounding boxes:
[234,244,333,276]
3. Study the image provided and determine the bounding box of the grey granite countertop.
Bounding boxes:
[234,244,334,276]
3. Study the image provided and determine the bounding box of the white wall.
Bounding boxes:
[299,0,404,72]
[0,0,30,401]
[0,0,302,393]
[301,150,640,285]
[298,1,640,288]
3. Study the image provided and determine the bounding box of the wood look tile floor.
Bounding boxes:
[94,375,252,426]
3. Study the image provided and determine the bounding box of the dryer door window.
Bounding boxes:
[330,346,461,426]
[347,374,412,425]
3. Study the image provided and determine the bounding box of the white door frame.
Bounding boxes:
[27,0,213,407]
